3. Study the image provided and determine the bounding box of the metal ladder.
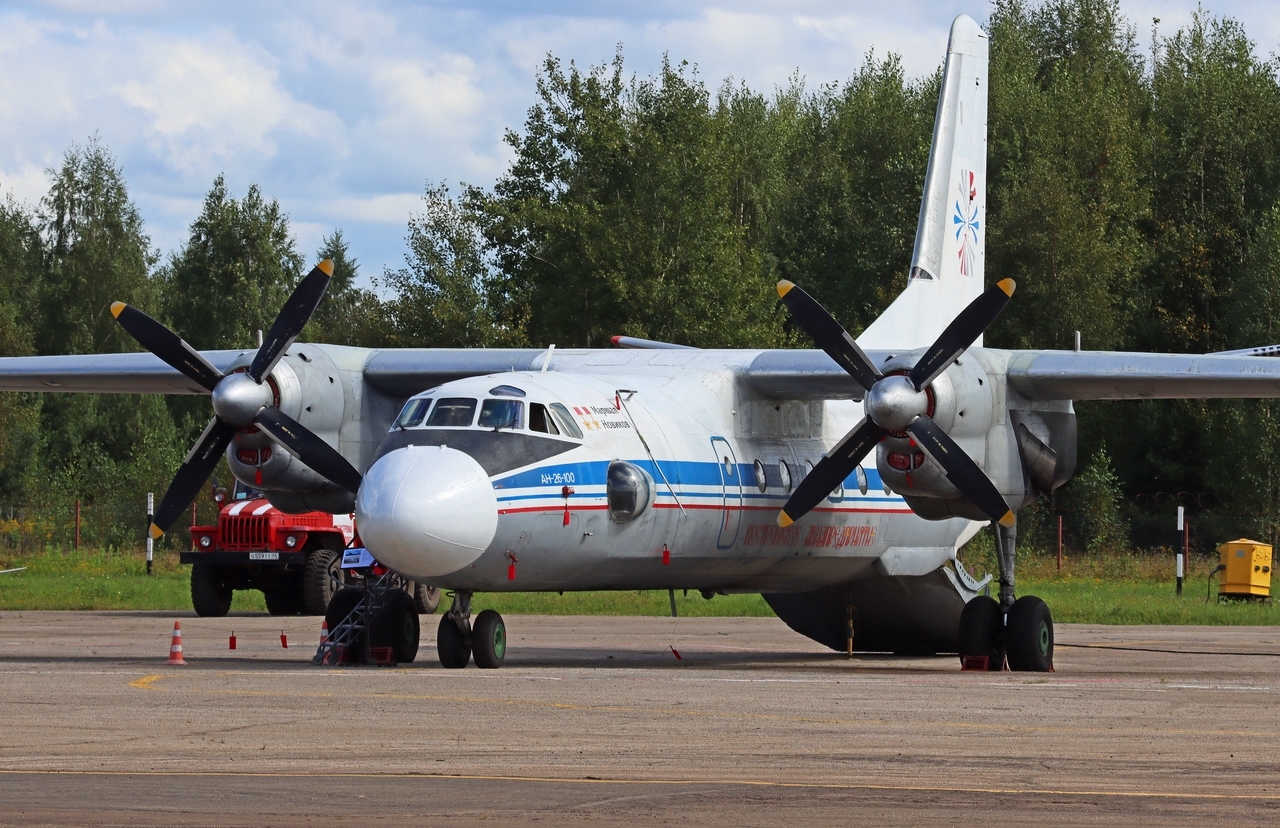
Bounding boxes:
[312,570,401,666]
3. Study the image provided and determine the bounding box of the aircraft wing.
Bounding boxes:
[0,351,249,394]
[744,348,1280,401]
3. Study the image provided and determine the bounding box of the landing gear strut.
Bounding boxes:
[958,517,1054,672]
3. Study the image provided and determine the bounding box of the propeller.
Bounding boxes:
[776,278,1016,529]
[111,260,364,539]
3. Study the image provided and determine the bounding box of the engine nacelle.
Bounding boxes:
[223,343,356,514]
[878,348,1076,522]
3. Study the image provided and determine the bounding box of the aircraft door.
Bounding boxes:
[710,436,742,548]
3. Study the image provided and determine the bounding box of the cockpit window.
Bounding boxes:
[478,398,523,430]
[393,397,432,429]
[529,403,559,435]
[548,403,585,439]
[425,397,477,427]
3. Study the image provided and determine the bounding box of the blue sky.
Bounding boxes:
[2,1,1278,287]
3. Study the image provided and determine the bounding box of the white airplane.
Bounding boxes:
[5,15,1280,672]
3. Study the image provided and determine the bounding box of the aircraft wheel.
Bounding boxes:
[264,587,304,615]
[957,595,1004,670]
[324,586,368,657]
[472,609,506,669]
[302,548,342,615]
[1005,595,1053,672]
[413,582,441,614]
[437,613,472,668]
[371,589,420,663]
[190,563,232,617]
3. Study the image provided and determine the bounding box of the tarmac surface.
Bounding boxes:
[1,610,1279,826]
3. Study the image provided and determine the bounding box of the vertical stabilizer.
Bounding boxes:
[859,15,988,351]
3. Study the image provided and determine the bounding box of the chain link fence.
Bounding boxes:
[0,495,222,554]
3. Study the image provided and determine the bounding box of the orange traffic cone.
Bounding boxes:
[319,620,329,645]
[166,621,187,665]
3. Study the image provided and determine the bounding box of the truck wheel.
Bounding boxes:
[303,548,342,615]
[191,563,232,617]
[371,589,420,663]
[413,582,441,614]
[264,588,304,615]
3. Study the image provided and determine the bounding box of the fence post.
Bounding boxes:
[1175,506,1184,596]
[146,492,154,576]
[1056,514,1063,572]
[191,502,197,550]
[74,500,80,552]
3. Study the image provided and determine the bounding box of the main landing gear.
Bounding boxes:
[437,591,506,669]
[958,519,1054,672]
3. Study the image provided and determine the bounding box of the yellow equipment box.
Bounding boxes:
[1219,539,1272,598]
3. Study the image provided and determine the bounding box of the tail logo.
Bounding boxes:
[953,169,980,277]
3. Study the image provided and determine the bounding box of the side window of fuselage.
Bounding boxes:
[529,403,560,435]
[548,403,585,439]
[425,398,478,427]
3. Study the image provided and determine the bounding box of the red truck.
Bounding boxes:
[182,480,439,617]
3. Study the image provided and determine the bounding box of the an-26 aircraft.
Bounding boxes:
[7,15,1280,672]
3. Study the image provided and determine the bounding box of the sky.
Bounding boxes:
[2,1,1279,288]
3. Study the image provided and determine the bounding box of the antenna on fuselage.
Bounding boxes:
[541,344,555,373]
[615,389,685,515]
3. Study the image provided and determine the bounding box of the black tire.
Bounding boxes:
[958,595,1004,670]
[324,587,368,658]
[437,613,471,669]
[370,589,420,663]
[472,609,506,669]
[413,582,441,614]
[1005,595,1054,672]
[303,548,342,615]
[190,563,232,617]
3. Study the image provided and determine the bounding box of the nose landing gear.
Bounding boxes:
[436,592,507,669]
[958,518,1054,672]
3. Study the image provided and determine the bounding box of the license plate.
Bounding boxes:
[248,552,279,561]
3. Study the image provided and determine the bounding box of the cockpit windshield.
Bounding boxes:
[425,397,478,427]
[233,482,263,501]
[394,397,432,429]
[478,399,523,430]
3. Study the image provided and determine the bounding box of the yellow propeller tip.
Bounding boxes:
[777,511,794,528]
[776,280,794,298]
[998,510,1015,528]
[997,278,1016,297]
[317,259,334,277]
[110,301,126,318]
[148,523,165,540]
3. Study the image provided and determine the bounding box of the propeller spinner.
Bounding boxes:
[776,278,1017,529]
[111,260,363,539]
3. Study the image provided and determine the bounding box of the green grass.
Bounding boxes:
[0,548,1276,625]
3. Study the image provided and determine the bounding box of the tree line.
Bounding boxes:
[0,0,1276,555]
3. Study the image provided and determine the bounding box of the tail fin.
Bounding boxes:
[859,15,988,350]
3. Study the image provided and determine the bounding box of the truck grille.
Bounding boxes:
[222,516,269,549]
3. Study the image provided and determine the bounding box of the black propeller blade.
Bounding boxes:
[255,407,363,494]
[906,416,1014,527]
[111,302,224,392]
[776,277,1017,528]
[778,417,885,527]
[115,259,361,537]
[907,278,1014,391]
[777,280,882,393]
[250,261,333,383]
[149,418,237,537]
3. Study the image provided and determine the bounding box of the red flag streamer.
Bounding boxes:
[507,551,519,581]
[670,645,682,660]
[662,544,670,565]
[280,631,288,649]
[229,632,236,650]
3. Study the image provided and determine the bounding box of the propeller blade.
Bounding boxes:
[908,278,1014,391]
[778,417,885,527]
[249,260,334,383]
[777,280,882,393]
[150,417,237,538]
[254,406,362,493]
[110,302,223,392]
[905,415,1014,527]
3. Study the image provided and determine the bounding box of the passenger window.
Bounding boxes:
[548,403,585,439]
[478,398,523,430]
[529,403,560,435]
[425,398,477,427]
[393,398,432,429]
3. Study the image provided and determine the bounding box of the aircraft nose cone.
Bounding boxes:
[355,445,498,579]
